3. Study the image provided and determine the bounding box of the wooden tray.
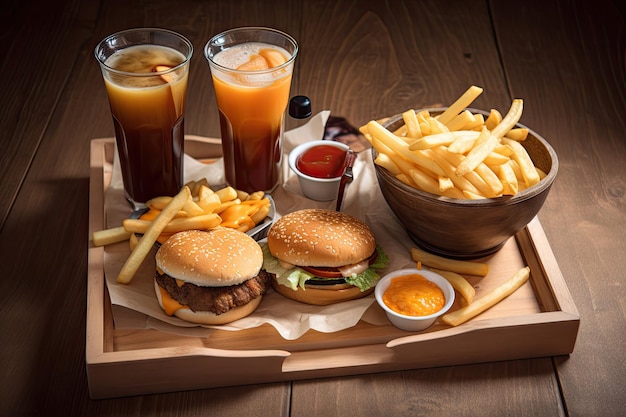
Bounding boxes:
[87,137,579,399]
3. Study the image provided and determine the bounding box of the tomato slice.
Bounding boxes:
[300,265,343,278]
[299,250,378,278]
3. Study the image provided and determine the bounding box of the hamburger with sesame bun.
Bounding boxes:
[262,209,388,305]
[154,228,271,325]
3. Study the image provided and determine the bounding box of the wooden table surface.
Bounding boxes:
[2,0,624,415]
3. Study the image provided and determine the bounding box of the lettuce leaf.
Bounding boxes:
[261,243,313,290]
[344,246,389,291]
[370,245,390,270]
[261,242,389,292]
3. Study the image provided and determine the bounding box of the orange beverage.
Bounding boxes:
[205,28,298,193]
[95,29,193,207]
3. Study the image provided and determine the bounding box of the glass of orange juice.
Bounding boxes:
[204,27,298,193]
[95,28,193,209]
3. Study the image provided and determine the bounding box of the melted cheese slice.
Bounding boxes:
[158,286,187,316]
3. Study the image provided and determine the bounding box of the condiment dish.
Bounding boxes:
[375,268,455,332]
[288,140,349,201]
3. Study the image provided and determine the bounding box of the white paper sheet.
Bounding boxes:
[103,111,416,340]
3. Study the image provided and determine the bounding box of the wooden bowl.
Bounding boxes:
[373,108,559,259]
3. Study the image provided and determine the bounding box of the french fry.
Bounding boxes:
[415,111,432,136]
[483,151,510,166]
[462,169,496,198]
[429,148,482,196]
[374,139,422,178]
[214,199,241,214]
[92,226,131,247]
[428,267,476,305]
[484,108,502,130]
[129,232,139,251]
[182,198,205,217]
[436,85,483,125]
[447,130,481,154]
[455,128,499,176]
[117,186,190,284]
[441,266,531,326]
[145,196,173,211]
[502,138,540,187]
[424,115,449,135]
[197,193,221,213]
[123,213,221,234]
[215,186,238,202]
[393,124,409,138]
[475,163,504,197]
[163,214,221,233]
[366,120,445,177]
[402,109,422,138]
[463,112,485,131]
[410,246,489,277]
[438,175,455,192]
[493,144,514,157]
[445,109,476,131]
[246,191,265,201]
[409,167,443,195]
[250,202,271,224]
[374,152,402,176]
[408,131,476,151]
[197,184,214,199]
[505,127,529,141]
[490,99,524,138]
[536,167,547,180]
[497,161,519,195]
[236,189,250,201]
[187,177,209,197]
[396,173,415,187]
[463,190,485,200]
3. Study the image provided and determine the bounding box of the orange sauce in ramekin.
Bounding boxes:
[382,274,445,316]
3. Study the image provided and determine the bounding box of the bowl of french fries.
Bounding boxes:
[364,86,558,259]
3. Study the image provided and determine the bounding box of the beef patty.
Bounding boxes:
[155,269,271,315]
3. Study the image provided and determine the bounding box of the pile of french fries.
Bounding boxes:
[410,246,530,326]
[361,86,545,199]
[91,179,271,284]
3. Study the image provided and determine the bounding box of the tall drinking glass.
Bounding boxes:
[204,27,298,193]
[95,28,193,208]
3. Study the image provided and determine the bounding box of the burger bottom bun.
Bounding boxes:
[154,281,262,325]
[271,277,374,306]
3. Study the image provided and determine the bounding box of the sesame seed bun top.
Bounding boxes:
[155,228,263,287]
[266,209,376,267]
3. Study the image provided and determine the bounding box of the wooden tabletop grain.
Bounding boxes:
[1,0,625,416]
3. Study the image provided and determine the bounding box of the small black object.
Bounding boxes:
[289,95,312,119]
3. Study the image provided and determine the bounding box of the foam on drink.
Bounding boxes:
[213,42,289,69]
[105,45,185,87]
[212,43,291,87]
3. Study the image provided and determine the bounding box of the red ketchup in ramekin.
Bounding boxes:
[296,144,347,179]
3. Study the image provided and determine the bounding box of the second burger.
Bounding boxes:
[262,209,388,305]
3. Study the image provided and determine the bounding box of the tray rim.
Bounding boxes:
[86,137,580,399]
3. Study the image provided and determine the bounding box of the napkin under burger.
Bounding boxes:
[154,228,271,325]
[262,209,388,305]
